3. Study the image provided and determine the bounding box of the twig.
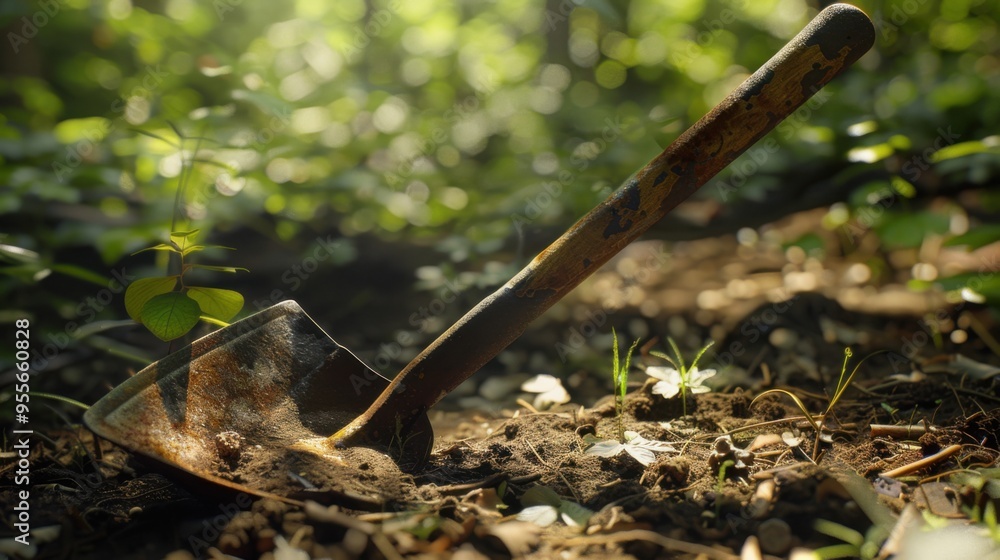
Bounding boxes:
[751,461,812,480]
[515,398,540,414]
[435,473,506,495]
[869,423,938,439]
[880,444,962,479]
[954,386,1000,403]
[434,472,541,495]
[558,529,739,559]
[717,416,816,436]
[946,382,967,417]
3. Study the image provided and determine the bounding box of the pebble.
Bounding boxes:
[757,518,792,555]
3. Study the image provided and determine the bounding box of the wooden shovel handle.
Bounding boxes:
[335,4,875,451]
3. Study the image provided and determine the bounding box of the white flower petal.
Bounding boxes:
[517,505,559,527]
[623,444,656,466]
[533,386,571,409]
[645,366,680,382]
[652,381,680,399]
[521,373,560,392]
[690,368,717,384]
[629,434,677,453]
[585,440,625,458]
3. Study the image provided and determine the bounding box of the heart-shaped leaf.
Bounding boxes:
[187,286,244,322]
[125,276,179,321]
[140,292,201,341]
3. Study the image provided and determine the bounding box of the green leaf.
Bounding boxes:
[132,243,181,255]
[557,499,594,527]
[934,273,1000,304]
[521,486,562,508]
[180,244,206,256]
[140,292,201,341]
[943,224,1000,250]
[931,140,999,163]
[848,180,894,208]
[874,211,951,250]
[189,264,249,274]
[784,232,825,257]
[125,276,179,321]
[612,328,621,393]
[186,287,244,322]
[170,229,201,239]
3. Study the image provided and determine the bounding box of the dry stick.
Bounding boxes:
[955,387,1000,402]
[717,416,816,437]
[869,423,938,439]
[880,444,963,479]
[435,472,541,495]
[946,382,968,418]
[559,529,740,560]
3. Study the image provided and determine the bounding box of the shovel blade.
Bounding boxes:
[84,300,432,500]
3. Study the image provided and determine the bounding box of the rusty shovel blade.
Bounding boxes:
[83,300,432,503]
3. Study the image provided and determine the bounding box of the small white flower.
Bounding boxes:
[584,431,677,466]
[521,374,571,409]
[646,366,716,399]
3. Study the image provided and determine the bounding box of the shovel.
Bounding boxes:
[85,4,874,503]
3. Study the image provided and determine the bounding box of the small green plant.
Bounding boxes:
[125,125,247,343]
[715,458,735,521]
[611,328,640,443]
[751,347,886,461]
[646,338,716,416]
[951,467,1000,540]
[125,230,247,341]
[810,517,894,560]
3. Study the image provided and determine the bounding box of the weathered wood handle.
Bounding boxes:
[335,4,875,453]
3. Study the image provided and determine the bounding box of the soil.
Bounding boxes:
[4,210,1000,559]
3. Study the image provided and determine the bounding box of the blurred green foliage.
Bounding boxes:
[1,0,999,371]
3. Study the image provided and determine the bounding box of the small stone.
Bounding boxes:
[215,431,244,461]
[758,518,792,555]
